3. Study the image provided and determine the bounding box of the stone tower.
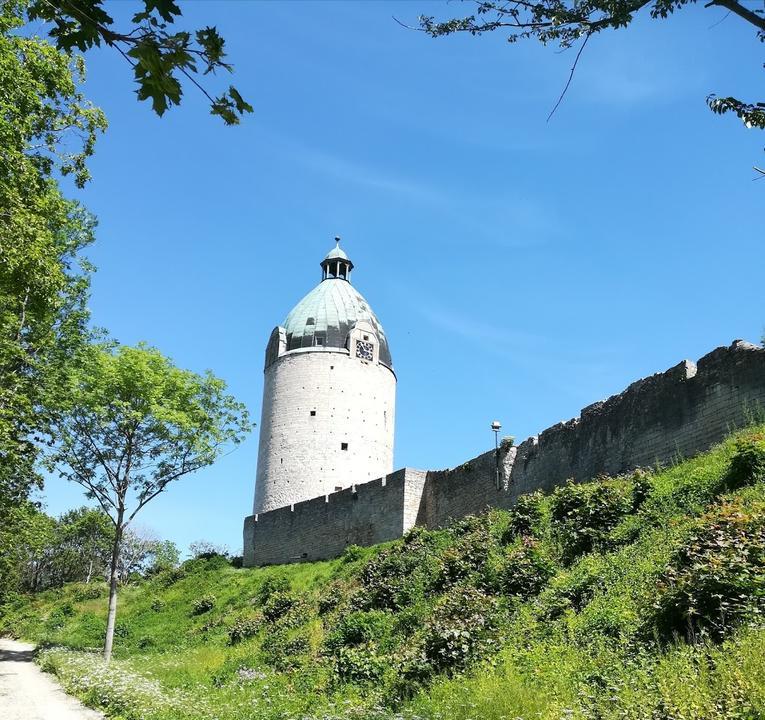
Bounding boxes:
[252,239,396,514]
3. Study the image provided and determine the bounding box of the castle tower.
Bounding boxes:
[253,239,396,514]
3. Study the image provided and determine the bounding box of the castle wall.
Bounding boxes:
[420,340,765,528]
[254,348,396,514]
[244,341,765,566]
[244,469,426,565]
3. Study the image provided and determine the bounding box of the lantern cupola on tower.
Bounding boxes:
[321,236,354,281]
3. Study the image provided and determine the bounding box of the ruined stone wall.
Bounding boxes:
[243,469,426,566]
[243,341,765,566]
[421,340,765,528]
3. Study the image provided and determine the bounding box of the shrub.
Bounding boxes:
[724,435,765,491]
[324,610,393,652]
[358,533,442,610]
[72,583,106,601]
[261,629,310,671]
[113,622,130,638]
[436,525,492,589]
[537,560,602,620]
[153,567,186,588]
[648,499,765,642]
[228,616,260,645]
[262,591,299,624]
[192,594,216,615]
[255,575,290,605]
[317,582,345,615]
[342,544,365,563]
[420,585,498,674]
[150,597,165,612]
[333,644,387,683]
[491,537,555,599]
[550,476,642,563]
[502,491,544,541]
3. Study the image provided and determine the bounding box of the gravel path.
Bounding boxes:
[0,638,104,720]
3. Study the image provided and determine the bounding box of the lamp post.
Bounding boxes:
[491,420,501,490]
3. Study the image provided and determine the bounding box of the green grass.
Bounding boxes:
[3,425,765,720]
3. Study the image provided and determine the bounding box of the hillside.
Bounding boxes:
[2,425,765,720]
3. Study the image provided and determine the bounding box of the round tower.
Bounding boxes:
[253,239,396,514]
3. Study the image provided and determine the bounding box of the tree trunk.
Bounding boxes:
[103,510,124,663]
[86,558,93,584]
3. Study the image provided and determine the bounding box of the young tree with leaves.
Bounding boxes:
[47,343,250,661]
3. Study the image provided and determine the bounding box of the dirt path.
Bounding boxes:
[0,639,104,720]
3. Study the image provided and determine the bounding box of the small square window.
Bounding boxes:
[310,410,316,417]
[341,442,348,451]
[334,486,342,492]
[363,335,369,341]
[315,337,324,346]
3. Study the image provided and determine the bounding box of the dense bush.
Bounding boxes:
[724,435,765,491]
[255,575,291,605]
[420,585,498,674]
[550,474,647,563]
[325,610,393,652]
[192,594,216,615]
[333,644,387,683]
[649,499,765,642]
[357,531,442,610]
[262,591,301,624]
[228,616,260,645]
[261,629,310,671]
[502,491,544,541]
[491,537,556,599]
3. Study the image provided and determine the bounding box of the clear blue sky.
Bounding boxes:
[38,1,764,555]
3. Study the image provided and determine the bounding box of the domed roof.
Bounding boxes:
[282,242,392,368]
[324,244,349,262]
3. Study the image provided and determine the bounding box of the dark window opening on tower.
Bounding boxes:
[310,410,316,417]
[363,335,369,341]
[315,337,323,346]
[341,442,348,451]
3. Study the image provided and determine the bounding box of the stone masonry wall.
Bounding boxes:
[244,468,426,566]
[244,341,765,566]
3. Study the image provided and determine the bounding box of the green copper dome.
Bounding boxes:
[282,242,392,368]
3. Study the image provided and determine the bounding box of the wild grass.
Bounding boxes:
[3,425,765,720]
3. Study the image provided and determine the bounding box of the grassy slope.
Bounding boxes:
[3,425,765,720]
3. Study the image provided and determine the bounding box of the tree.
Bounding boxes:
[0,1,105,524]
[54,507,114,584]
[416,0,765,132]
[25,0,253,124]
[46,343,250,661]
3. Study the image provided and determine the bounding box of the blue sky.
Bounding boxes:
[37,1,764,555]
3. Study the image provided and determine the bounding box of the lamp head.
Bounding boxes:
[490,420,502,432]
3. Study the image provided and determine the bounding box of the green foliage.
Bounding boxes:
[502,490,544,540]
[549,473,647,563]
[725,434,765,491]
[192,594,216,615]
[0,1,104,526]
[491,537,556,599]
[26,0,252,124]
[6,426,765,720]
[649,498,765,642]
[262,591,301,624]
[418,585,498,675]
[228,616,261,645]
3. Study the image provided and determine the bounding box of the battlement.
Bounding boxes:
[243,340,765,566]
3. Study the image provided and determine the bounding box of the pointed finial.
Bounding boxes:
[334,235,341,246]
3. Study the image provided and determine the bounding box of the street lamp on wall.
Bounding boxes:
[491,420,501,490]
